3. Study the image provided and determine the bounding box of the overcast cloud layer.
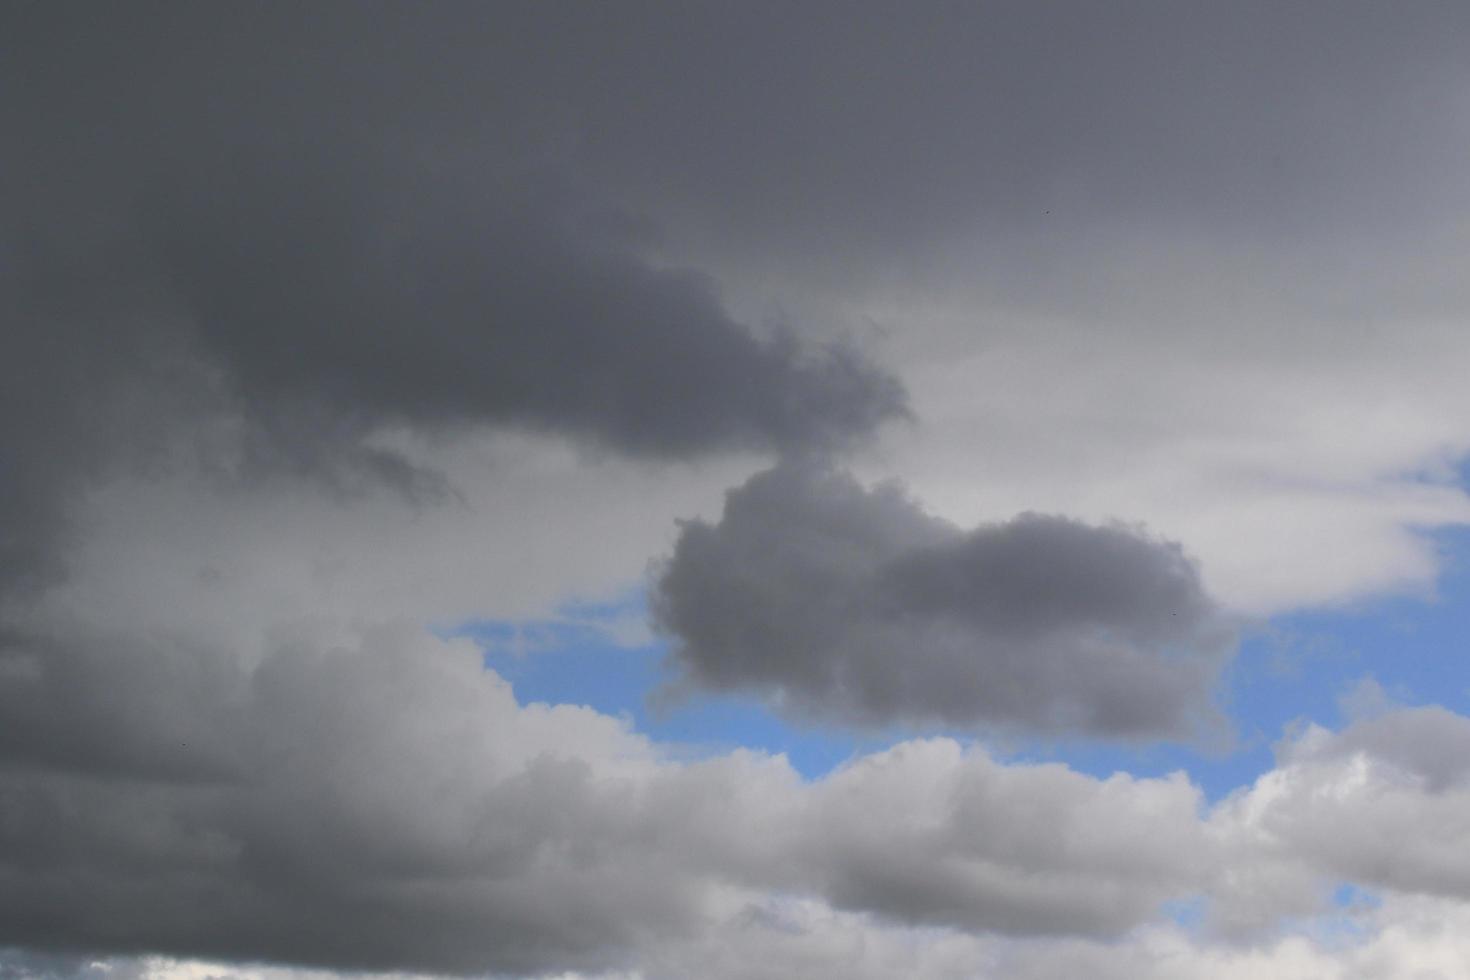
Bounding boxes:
[655,460,1230,737]
[6,2,1470,978]
[3,1,906,607]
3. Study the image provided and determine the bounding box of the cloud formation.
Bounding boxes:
[5,3,1470,977]
[1,5,906,602]
[4,616,1470,978]
[151,166,905,465]
[16,893,1470,980]
[7,0,1470,619]
[655,460,1230,736]
[2,164,902,588]
[0,626,1205,974]
[1206,704,1470,931]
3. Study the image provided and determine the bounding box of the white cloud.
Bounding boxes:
[853,319,1470,615]
[37,892,1470,980]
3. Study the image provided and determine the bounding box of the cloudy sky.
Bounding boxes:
[5,2,1470,977]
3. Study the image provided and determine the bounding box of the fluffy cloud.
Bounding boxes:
[0,625,1209,974]
[4,610,1470,978]
[1207,704,1470,930]
[0,626,701,974]
[654,460,1231,736]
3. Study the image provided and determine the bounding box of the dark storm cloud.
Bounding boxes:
[5,0,1467,589]
[0,2,906,596]
[150,163,904,462]
[654,460,1230,736]
[1,218,227,613]
[0,629,247,783]
[379,0,1470,312]
[16,1,1470,318]
[3,0,906,461]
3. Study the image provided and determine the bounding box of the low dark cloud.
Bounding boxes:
[0,30,906,613]
[0,629,700,975]
[151,164,905,464]
[654,460,1230,736]
[5,165,902,570]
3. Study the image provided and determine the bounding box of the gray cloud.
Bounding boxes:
[6,614,1470,977]
[4,3,1470,976]
[5,0,1470,611]
[336,1,1470,326]
[654,460,1231,737]
[1206,705,1470,922]
[792,741,1207,936]
[1308,702,1470,793]
[0,164,902,587]
[0,628,701,975]
[0,626,1208,975]
[4,2,908,461]
[0,236,195,598]
[0,6,906,600]
[0,13,913,969]
[150,164,904,464]
[0,949,143,980]
[1049,708,1470,943]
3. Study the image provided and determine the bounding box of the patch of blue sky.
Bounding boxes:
[442,597,1252,791]
[442,598,870,777]
[442,521,1470,797]
[1331,883,1382,911]
[1053,523,1470,799]
[1405,447,1470,489]
[1256,524,1470,723]
[1286,884,1383,949]
[1162,892,1373,945]
[1158,895,1207,931]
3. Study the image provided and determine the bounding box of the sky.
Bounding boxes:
[5,2,1470,977]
